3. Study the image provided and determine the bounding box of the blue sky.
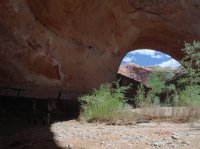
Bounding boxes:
[121,49,181,69]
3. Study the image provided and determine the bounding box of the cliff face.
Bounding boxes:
[118,64,176,87]
[0,0,200,98]
[118,64,152,87]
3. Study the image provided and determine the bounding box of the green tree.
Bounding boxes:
[149,70,165,95]
[163,84,176,105]
[177,41,200,105]
[148,70,175,104]
[179,41,200,89]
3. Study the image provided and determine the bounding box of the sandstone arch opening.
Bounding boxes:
[117,49,183,105]
[118,49,181,82]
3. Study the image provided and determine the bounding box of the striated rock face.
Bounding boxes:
[118,64,176,86]
[118,64,152,86]
[0,0,200,98]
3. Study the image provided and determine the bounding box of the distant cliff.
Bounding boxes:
[117,64,177,87]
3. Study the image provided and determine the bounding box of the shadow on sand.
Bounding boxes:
[0,96,79,149]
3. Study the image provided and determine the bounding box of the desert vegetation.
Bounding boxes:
[79,81,130,122]
[79,41,200,123]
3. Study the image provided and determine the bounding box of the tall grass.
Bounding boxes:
[130,106,200,122]
[178,85,200,106]
[79,82,129,122]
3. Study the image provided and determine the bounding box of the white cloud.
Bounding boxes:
[123,57,132,63]
[152,55,163,59]
[157,59,181,68]
[122,56,137,63]
[130,49,163,59]
[131,56,137,61]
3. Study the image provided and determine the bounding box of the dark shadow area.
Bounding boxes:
[0,96,79,149]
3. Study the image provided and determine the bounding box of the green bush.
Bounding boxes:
[134,84,146,107]
[178,85,200,106]
[79,81,129,122]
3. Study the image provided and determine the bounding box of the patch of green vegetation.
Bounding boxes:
[79,81,130,122]
[178,85,200,106]
[177,41,200,106]
[134,84,146,107]
[147,69,175,105]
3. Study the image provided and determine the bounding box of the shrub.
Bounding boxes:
[79,81,129,122]
[134,84,146,107]
[178,85,200,106]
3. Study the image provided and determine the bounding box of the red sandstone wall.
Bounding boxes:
[0,0,200,98]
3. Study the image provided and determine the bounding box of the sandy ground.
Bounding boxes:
[51,120,200,149]
[1,119,200,149]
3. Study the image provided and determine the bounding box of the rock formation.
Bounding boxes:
[118,64,176,87]
[118,64,151,87]
[0,0,200,99]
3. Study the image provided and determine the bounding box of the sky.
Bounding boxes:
[121,49,181,69]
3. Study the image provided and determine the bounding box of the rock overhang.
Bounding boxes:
[0,0,200,98]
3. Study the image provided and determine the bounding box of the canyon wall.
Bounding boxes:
[0,0,200,98]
